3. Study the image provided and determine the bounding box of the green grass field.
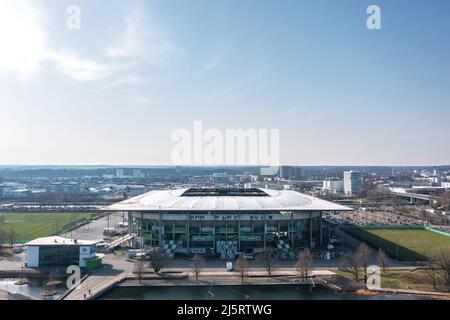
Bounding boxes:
[0,212,98,242]
[345,228,450,261]
[336,269,447,292]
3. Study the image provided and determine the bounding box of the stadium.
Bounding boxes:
[104,188,352,259]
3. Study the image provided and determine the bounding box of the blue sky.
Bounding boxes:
[1,0,449,166]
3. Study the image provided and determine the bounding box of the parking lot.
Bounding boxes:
[325,210,424,227]
[61,211,126,241]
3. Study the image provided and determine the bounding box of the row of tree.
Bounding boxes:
[198,248,314,284]
[340,244,450,292]
[132,247,316,284]
[134,244,450,292]
[340,244,388,283]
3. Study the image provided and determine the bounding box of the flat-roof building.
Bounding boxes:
[26,236,103,269]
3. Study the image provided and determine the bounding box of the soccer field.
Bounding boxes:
[0,212,99,242]
[345,227,450,261]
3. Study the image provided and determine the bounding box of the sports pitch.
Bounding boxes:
[345,227,450,261]
[0,212,98,242]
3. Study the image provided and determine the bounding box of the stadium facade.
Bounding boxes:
[105,188,351,259]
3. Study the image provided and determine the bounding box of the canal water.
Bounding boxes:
[0,278,65,300]
[99,285,421,300]
[0,279,423,300]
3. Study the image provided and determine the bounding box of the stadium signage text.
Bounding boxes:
[190,214,269,221]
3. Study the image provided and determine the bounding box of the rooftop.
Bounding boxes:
[181,188,269,197]
[26,236,100,246]
[104,188,353,212]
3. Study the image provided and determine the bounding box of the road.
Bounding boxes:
[61,211,126,240]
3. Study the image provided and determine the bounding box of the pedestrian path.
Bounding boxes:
[62,272,128,300]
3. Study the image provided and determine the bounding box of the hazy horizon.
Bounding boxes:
[0,163,449,168]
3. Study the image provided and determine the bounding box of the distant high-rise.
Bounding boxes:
[116,168,124,178]
[278,166,302,180]
[343,171,362,196]
[133,168,143,178]
[322,180,344,194]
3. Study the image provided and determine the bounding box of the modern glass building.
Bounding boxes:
[26,236,103,269]
[105,188,352,259]
[343,171,363,196]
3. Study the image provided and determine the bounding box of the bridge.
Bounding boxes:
[61,272,128,300]
[389,191,437,205]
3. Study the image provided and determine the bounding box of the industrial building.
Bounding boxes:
[104,187,351,259]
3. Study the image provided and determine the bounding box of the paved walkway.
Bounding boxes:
[63,272,129,300]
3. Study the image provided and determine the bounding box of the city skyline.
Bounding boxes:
[1,0,450,166]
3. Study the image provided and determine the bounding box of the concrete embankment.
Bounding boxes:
[0,289,31,300]
[371,288,450,300]
[0,269,47,279]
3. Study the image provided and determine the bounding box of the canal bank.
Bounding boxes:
[91,270,450,301]
[2,268,449,300]
[0,288,33,300]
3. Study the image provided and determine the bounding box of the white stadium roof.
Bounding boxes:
[104,188,353,212]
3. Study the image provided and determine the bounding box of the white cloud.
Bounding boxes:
[0,0,48,79]
[48,49,114,81]
[0,0,113,82]
[105,9,176,63]
[0,1,176,85]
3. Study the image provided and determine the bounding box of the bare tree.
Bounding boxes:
[149,250,167,275]
[236,253,249,284]
[133,259,147,284]
[296,248,313,280]
[424,255,439,290]
[432,247,450,292]
[256,248,277,277]
[341,253,360,282]
[357,244,370,283]
[191,254,205,281]
[378,248,388,273]
[435,192,450,211]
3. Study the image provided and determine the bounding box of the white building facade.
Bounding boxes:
[343,171,362,196]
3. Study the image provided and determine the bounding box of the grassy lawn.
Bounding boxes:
[0,212,99,242]
[336,269,448,293]
[345,228,450,261]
